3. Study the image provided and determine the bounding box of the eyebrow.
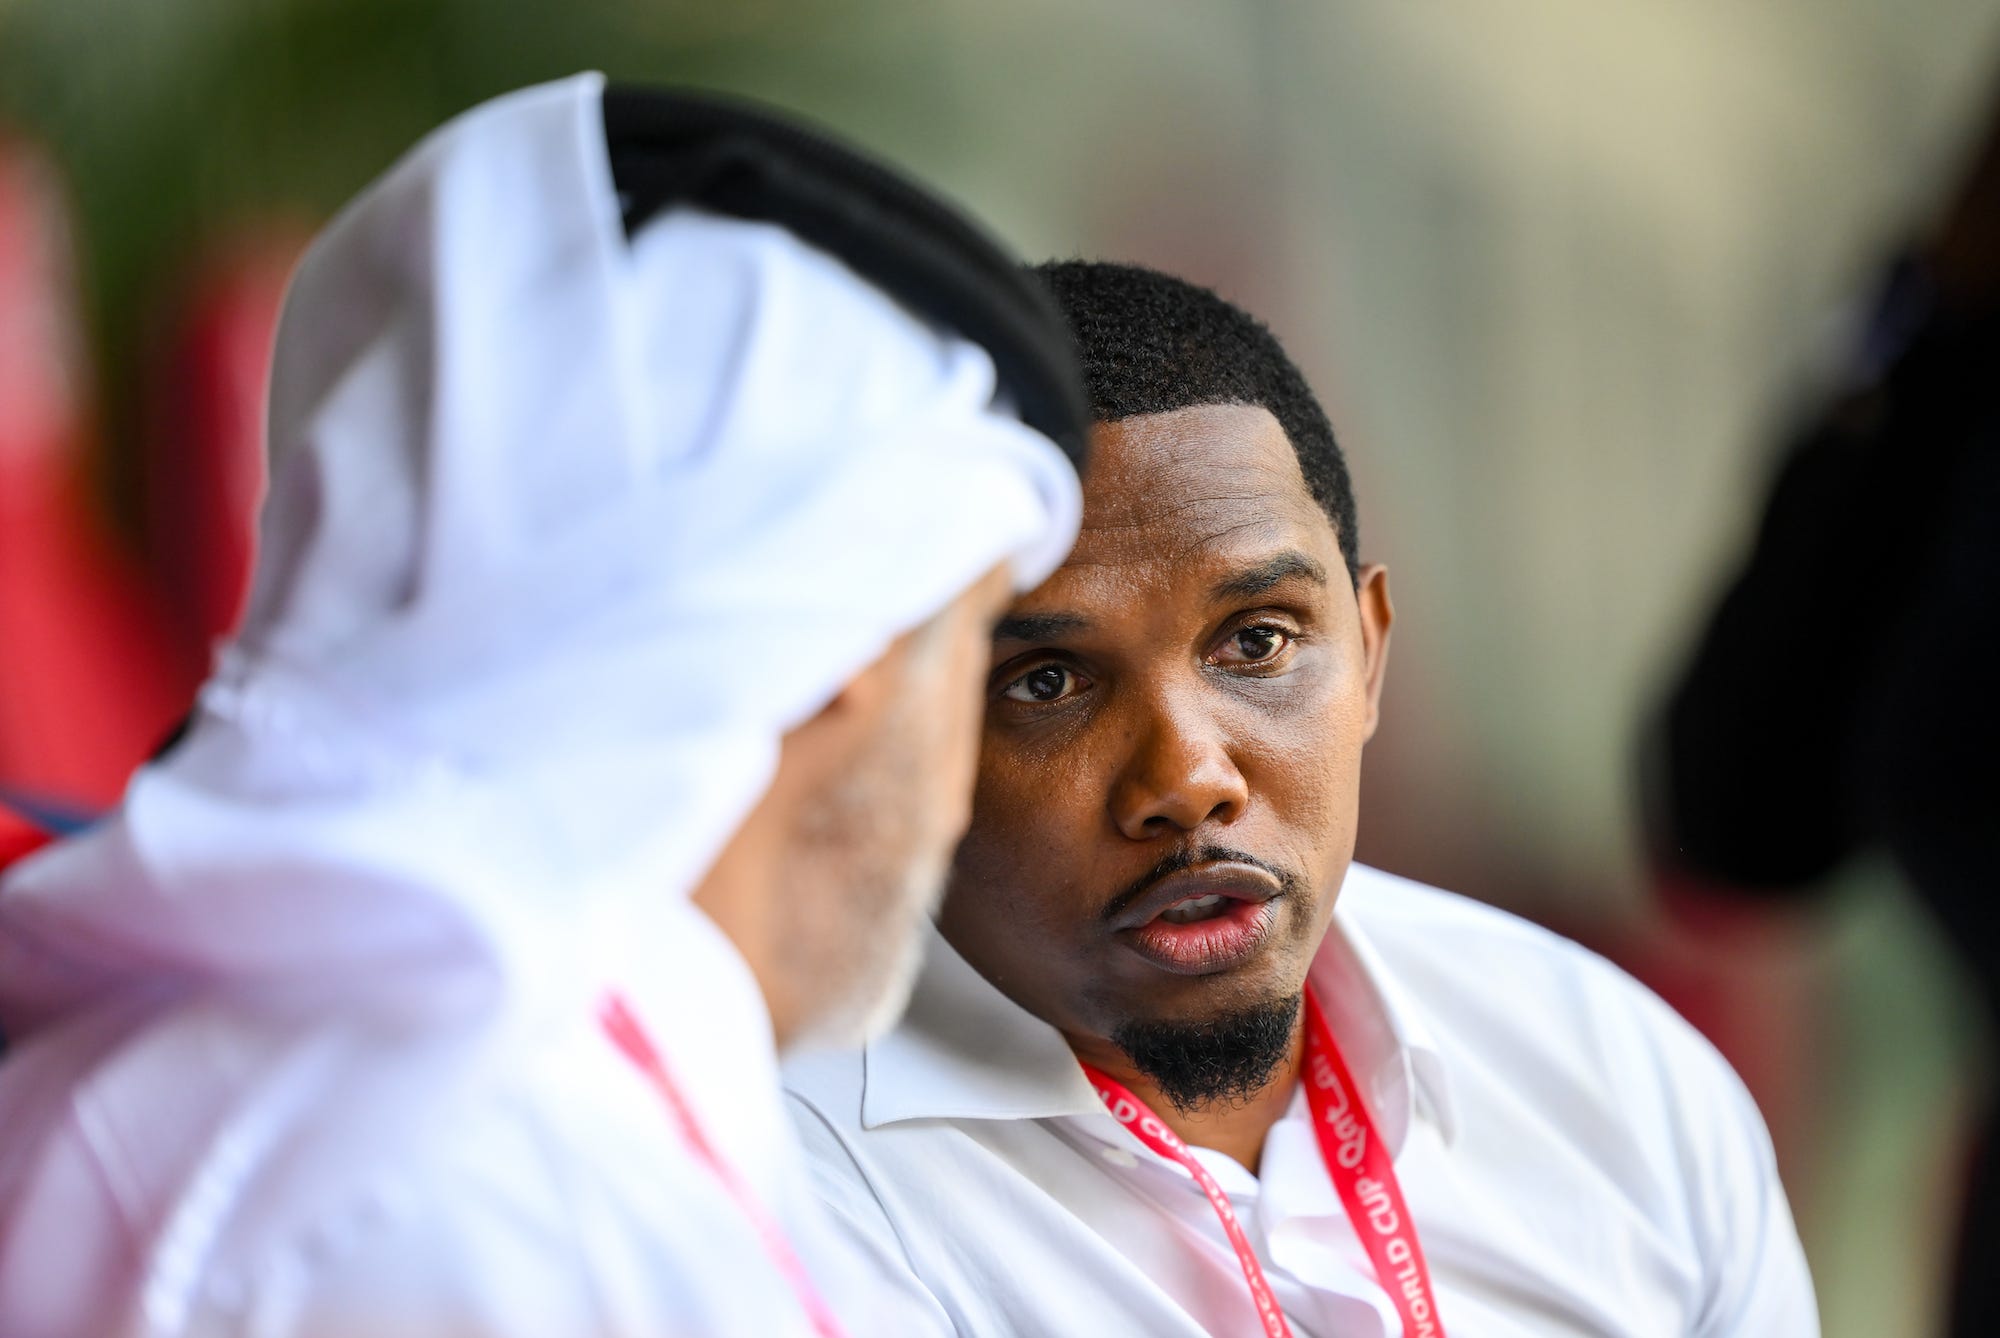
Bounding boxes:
[993,611,1091,644]
[1210,550,1327,603]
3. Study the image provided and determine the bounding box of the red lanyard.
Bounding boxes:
[1081,991,1444,1338]
[1083,1064,1292,1337]
[599,991,848,1338]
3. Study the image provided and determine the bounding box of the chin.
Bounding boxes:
[1157,968,1300,1017]
[1108,983,1305,1112]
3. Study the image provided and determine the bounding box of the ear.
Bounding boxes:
[1353,563,1393,741]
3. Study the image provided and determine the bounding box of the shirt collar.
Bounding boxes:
[860,864,1460,1148]
[1309,870,1461,1147]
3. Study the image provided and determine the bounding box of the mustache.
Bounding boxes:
[1098,844,1301,924]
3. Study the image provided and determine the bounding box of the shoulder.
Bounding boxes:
[1340,862,1739,1103]
[1340,860,1613,970]
[1343,865,1815,1330]
[1338,865,1773,1212]
[135,1006,792,1337]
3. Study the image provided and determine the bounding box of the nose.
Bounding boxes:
[1108,689,1249,840]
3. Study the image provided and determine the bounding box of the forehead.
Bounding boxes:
[1061,403,1332,580]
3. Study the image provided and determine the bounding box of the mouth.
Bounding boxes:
[1107,862,1284,976]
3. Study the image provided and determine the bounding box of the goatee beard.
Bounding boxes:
[1110,991,1302,1114]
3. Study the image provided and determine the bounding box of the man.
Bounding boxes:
[0,76,1085,1336]
[786,260,1818,1335]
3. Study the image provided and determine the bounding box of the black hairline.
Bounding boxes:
[1029,259,1361,585]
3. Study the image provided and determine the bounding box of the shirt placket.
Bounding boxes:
[1253,1084,1406,1337]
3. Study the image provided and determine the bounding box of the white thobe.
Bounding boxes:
[784,863,1820,1336]
[0,898,927,1337]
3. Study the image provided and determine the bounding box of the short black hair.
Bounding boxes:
[1031,260,1358,579]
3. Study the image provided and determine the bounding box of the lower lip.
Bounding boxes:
[1119,898,1277,975]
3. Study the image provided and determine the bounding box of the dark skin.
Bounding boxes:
[937,402,1393,1170]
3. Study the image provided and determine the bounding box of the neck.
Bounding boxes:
[1067,1018,1306,1172]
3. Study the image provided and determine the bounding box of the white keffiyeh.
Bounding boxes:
[0,70,1080,1034]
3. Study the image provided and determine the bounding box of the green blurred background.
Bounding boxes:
[4,2,1997,1330]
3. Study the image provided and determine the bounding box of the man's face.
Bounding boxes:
[787,564,1015,1048]
[936,404,1391,1053]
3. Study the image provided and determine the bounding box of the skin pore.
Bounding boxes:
[696,563,1013,1050]
[936,404,1392,1169]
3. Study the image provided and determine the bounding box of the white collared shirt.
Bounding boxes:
[783,864,1819,1336]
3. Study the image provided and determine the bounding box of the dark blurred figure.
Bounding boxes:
[1651,81,2000,1338]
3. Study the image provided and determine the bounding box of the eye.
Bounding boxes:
[1000,663,1088,704]
[1210,623,1293,667]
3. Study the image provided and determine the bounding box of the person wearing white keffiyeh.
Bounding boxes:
[0,72,1082,1338]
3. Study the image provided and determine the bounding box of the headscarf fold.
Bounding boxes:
[0,72,1080,1034]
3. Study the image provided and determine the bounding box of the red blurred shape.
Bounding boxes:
[1606,874,1823,1187]
[0,140,187,859]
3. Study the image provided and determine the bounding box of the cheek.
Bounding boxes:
[941,808,1092,1006]
[973,709,1117,838]
[1241,664,1372,857]
[946,738,1105,925]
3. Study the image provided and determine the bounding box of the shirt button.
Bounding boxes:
[1099,1146,1139,1169]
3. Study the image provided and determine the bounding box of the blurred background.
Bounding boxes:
[3,2,1996,1331]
